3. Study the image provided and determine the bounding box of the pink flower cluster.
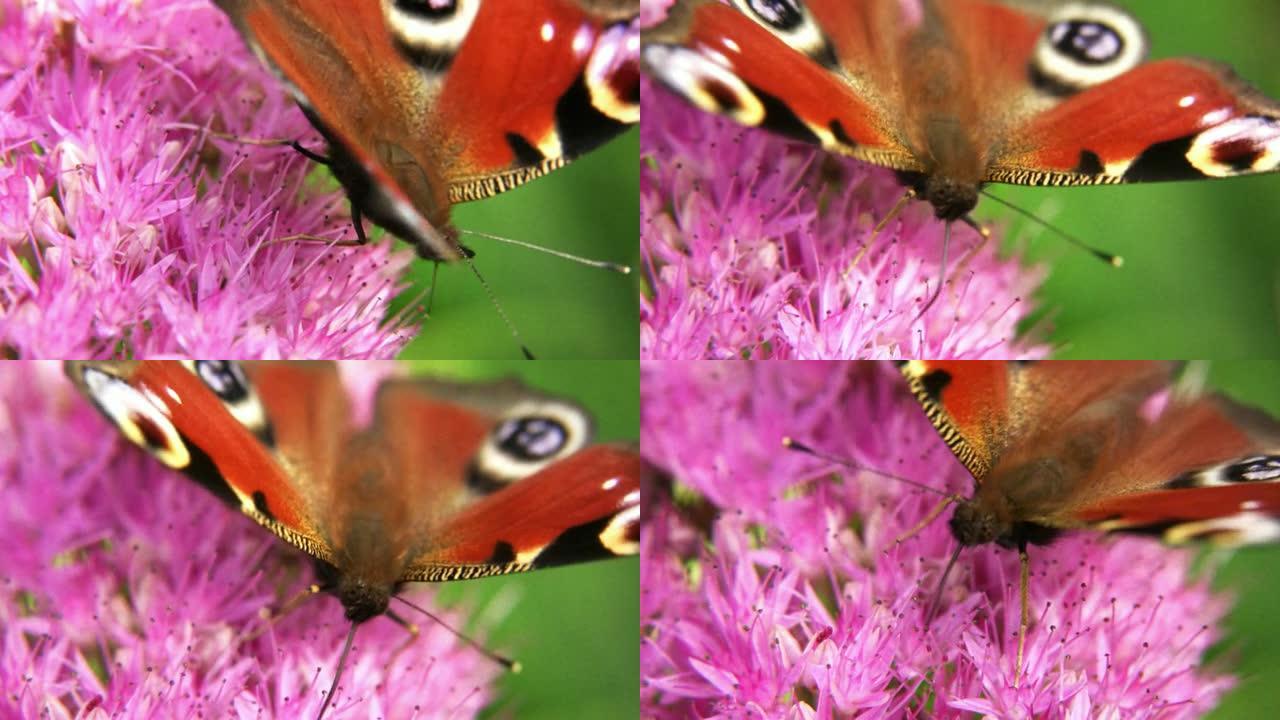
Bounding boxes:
[641,81,1050,360]
[0,363,496,717]
[1,1,415,357]
[641,361,1233,719]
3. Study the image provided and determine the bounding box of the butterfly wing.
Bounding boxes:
[428,0,640,203]
[896,360,1174,482]
[64,361,340,564]
[955,1,1280,185]
[215,0,463,260]
[642,0,924,172]
[645,1,1280,188]
[362,376,638,582]
[1068,394,1280,545]
[215,0,638,260]
[989,57,1280,185]
[402,444,640,579]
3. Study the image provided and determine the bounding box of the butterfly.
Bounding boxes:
[894,360,1280,675]
[63,360,641,717]
[642,0,1280,226]
[214,0,640,261]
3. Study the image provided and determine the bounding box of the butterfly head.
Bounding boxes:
[922,173,979,222]
[948,499,1005,548]
[318,560,395,624]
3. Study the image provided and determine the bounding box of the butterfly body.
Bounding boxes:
[644,0,1280,221]
[64,361,641,627]
[898,360,1280,548]
[216,0,640,259]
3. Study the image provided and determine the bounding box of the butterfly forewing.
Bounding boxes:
[65,361,337,564]
[897,361,1280,548]
[403,444,640,581]
[215,0,640,260]
[433,0,640,201]
[896,361,1174,483]
[643,0,920,170]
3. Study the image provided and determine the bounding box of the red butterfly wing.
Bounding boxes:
[642,0,920,170]
[895,360,1173,482]
[358,375,638,582]
[215,0,463,259]
[404,444,640,579]
[65,361,338,564]
[433,0,639,198]
[1070,395,1280,544]
[993,59,1280,184]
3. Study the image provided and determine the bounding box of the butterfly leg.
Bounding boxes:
[926,544,964,621]
[894,494,962,546]
[286,140,373,247]
[240,582,324,644]
[950,216,993,279]
[849,189,916,269]
[351,205,369,245]
[382,609,421,673]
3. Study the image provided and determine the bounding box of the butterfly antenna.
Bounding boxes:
[463,255,536,359]
[978,189,1123,267]
[315,622,358,720]
[460,229,632,274]
[913,222,950,320]
[392,595,520,671]
[781,437,950,497]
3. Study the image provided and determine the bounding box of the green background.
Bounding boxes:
[988,0,1280,359]
[398,131,640,360]
[406,361,638,719]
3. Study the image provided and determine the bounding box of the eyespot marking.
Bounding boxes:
[80,366,191,470]
[1186,116,1280,178]
[1030,2,1146,94]
[381,0,479,70]
[472,399,592,486]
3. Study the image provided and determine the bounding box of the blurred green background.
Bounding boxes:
[397,131,639,360]
[405,361,638,719]
[988,0,1280,358]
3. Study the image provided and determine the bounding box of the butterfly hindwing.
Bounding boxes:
[431,0,640,203]
[362,375,637,580]
[992,57,1280,185]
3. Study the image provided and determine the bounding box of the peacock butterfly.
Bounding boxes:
[64,360,641,718]
[214,0,640,261]
[892,360,1280,675]
[642,0,1280,224]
